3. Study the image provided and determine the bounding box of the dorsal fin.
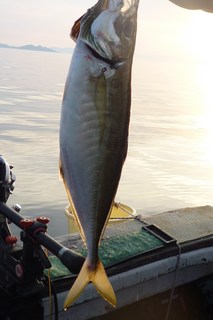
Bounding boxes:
[70,14,85,42]
[70,0,109,42]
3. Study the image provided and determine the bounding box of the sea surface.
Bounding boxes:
[0,48,213,236]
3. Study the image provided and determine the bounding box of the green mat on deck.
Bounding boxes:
[48,228,164,278]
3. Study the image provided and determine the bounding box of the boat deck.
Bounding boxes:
[43,205,213,319]
[143,205,213,243]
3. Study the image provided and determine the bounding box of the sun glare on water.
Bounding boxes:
[184,11,213,163]
[184,11,213,60]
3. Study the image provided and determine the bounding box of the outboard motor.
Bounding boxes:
[0,155,16,203]
[0,155,84,319]
[0,156,17,251]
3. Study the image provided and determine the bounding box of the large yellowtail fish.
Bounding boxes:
[59,0,139,309]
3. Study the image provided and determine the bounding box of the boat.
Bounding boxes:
[42,205,213,320]
[0,156,212,319]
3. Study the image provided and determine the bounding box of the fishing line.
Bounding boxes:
[44,249,53,320]
[43,272,59,320]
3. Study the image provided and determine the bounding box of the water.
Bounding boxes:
[0,48,213,236]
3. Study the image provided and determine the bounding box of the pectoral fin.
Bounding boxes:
[70,14,84,41]
[64,258,116,309]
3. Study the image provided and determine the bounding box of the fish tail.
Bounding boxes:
[64,258,116,310]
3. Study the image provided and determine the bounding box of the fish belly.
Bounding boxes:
[60,40,130,309]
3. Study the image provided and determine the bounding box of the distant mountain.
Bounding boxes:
[0,43,56,53]
[0,43,11,49]
[51,47,73,54]
[20,44,56,52]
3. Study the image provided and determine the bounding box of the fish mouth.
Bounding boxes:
[71,0,139,63]
[89,0,139,62]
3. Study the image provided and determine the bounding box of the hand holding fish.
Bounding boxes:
[169,0,213,12]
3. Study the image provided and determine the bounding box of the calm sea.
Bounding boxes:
[0,48,213,236]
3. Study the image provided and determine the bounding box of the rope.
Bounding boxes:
[109,217,135,220]
[112,202,136,220]
[44,248,59,320]
[113,203,182,320]
[165,243,181,320]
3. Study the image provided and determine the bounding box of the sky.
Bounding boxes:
[1,0,213,59]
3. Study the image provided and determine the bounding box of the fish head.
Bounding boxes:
[72,0,140,66]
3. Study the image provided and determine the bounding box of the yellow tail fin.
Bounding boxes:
[64,258,116,310]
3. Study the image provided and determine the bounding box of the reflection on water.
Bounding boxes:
[0,48,213,236]
[118,55,213,215]
[0,49,70,235]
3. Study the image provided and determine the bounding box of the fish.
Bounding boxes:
[59,0,139,310]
